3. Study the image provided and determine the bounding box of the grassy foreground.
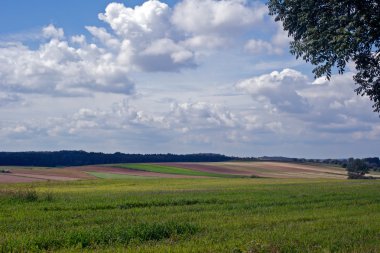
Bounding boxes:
[0,178,379,252]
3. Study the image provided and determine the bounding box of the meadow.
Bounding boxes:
[1,177,379,252]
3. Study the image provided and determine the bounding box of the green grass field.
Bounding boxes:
[116,163,242,178]
[0,178,379,252]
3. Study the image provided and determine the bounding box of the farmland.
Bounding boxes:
[0,177,380,252]
[0,162,379,252]
[0,161,360,183]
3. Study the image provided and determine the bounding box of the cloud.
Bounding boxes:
[167,101,239,131]
[172,0,266,36]
[0,93,22,107]
[244,20,292,56]
[1,0,379,157]
[1,90,378,155]
[98,1,172,41]
[0,0,275,97]
[236,69,310,113]
[271,21,291,47]
[96,1,197,71]
[180,35,226,50]
[237,68,378,140]
[85,26,120,49]
[138,38,195,71]
[244,39,283,55]
[42,24,65,39]
[0,37,135,96]
[0,97,254,149]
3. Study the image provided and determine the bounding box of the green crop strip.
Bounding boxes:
[116,163,243,178]
[87,172,154,179]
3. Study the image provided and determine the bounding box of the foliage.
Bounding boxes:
[364,157,380,171]
[0,151,378,171]
[268,0,380,113]
[346,158,370,178]
[0,178,380,252]
[0,151,234,167]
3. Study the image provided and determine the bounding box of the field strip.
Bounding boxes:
[219,162,347,174]
[157,162,252,176]
[67,165,202,178]
[87,172,157,179]
[116,163,243,178]
[11,173,80,181]
[205,162,348,178]
[0,174,46,183]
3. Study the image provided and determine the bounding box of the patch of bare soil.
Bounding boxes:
[0,174,45,183]
[12,168,94,179]
[11,173,80,181]
[214,162,347,179]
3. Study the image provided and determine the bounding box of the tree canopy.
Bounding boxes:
[268,0,380,113]
[346,157,370,177]
[0,151,234,167]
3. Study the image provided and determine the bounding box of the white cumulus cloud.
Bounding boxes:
[0,0,276,97]
[172,0,266,36]
[237,68,378,140]
[236,68,310,113]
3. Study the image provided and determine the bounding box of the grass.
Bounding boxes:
[0,187,54,203]
[116,163,242,178]
[87,172,154,179]
[0,187,38,201]
[0,178,379,252]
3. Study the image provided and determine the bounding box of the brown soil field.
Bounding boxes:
[11,168,94,179]
[157,162,348,179]
[0,167,94,183]
[205,162,347,179]
[0,174,45,183]
[11,173,81,181]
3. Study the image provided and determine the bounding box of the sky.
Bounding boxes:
[0,0,379,158]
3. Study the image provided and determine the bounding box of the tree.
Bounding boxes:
[268,0,380,113]
[346,158,369,178]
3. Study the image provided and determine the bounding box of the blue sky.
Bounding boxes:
[0,0,177,35]
[0,0,379,158]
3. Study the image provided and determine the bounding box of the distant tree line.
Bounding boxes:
[0,151,234,167]
[0,151,378,171]
[320,157,380,172]
[255,156,380,171]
